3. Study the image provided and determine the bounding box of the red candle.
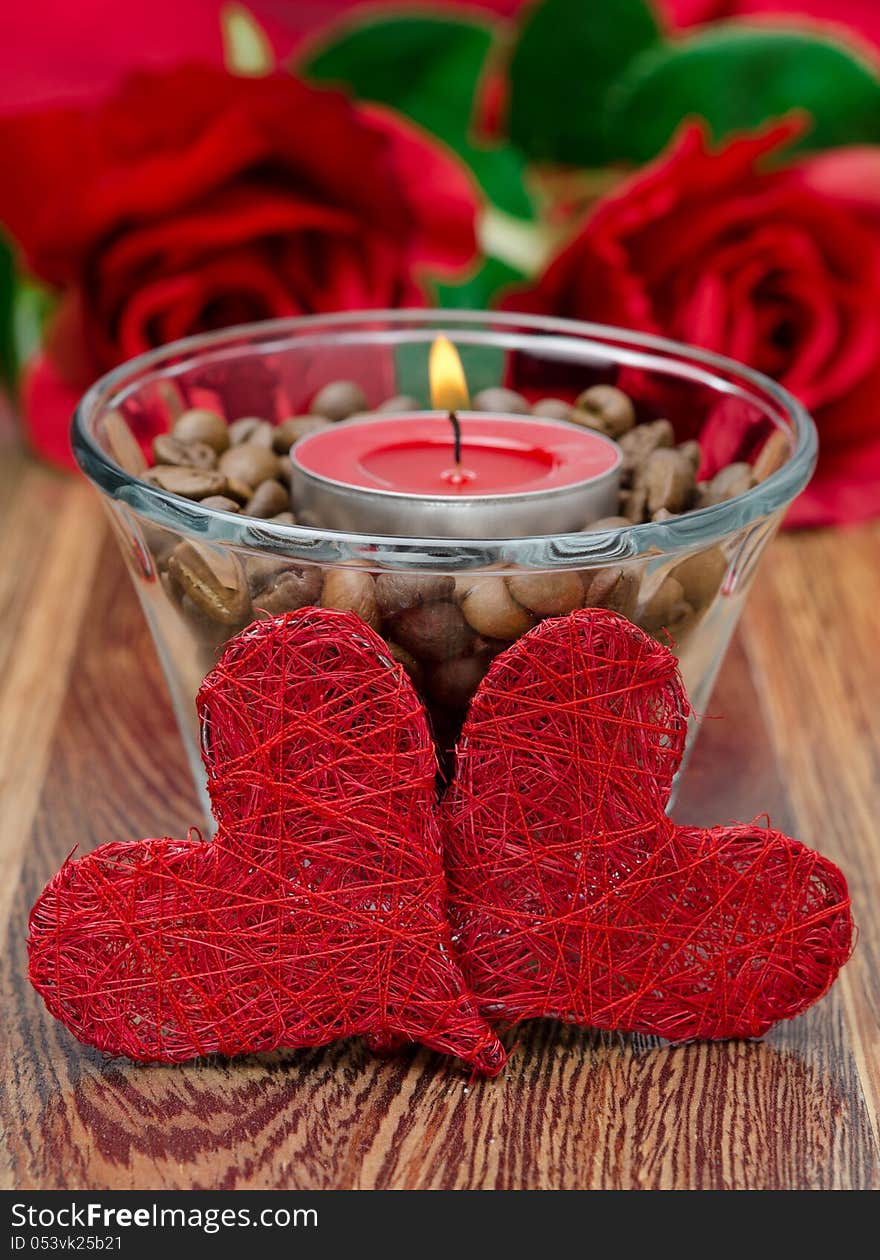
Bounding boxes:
[290,412,621,539]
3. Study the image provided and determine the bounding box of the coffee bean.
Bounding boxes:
[700,461,755,506]
[201,495,242,513]
[144,465,228,499]
[426,656,488,709]
[218,444,280,490]
[311,380,367,421]
[172,409,229,453]
[228,417,274,447]
[506,571,583,616]
[572,385,635,438]
[583,515,632,531]
[582,568,639,618]
[243,479,289,518]
[375,395,421,413]
[677,439,702,471]
[472,387,531,414]
[457,576,533,639]
[224,477,256,504]
[167,542,251,625]
[620,485,648,523]
[618,419,674,477]
[251,563,323,614]
[639,575,689,633]
[670,547,727,610]
[151,434,218,469]
[386,641,424,687]
[753,429,789,482]
[391,601,474,662]
[375,573,455,617]
[273,415,331,452]
[104,410,147,476]
[636,448,695,515]
[320,568,380,630]
[531,398,572,421]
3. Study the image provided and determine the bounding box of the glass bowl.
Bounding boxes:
[72,310,816,814]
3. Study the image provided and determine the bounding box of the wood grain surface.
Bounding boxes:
[1,442,878,1191]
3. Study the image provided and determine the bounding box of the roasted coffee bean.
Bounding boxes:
[639,575,690,633]
[753,429,789,482]
[151,434,218,469]
[620,485,648,523]
[699,461,755,506]
[531,398,572,421]
[218,443,280,490]
[457,576,533,639]
[375,395,421,413]
[582,568,639,619]
[273,415,331,452]
[583,515,632,531]
[224,477,256,504]
[472,387,531,414]
[636,448,695,515]
[474,635,514,658]
[618,419,674,476]
[572,385,635,438]
[670,547,727,610]
[252,564,323,614]
[426,656,488,709]
[105,410,147,476]
[375,572,455,616]
[228,417,274,447]
[178,594,235,649]
[311,380,367,421]
[201,495,242,513]
[386,641,424,687]
[172,408,229,453]
[167,542,251,626]
[243,479,289,518]
[144,465,228,499]
[391,600,474,662]
[677,439,702,471]
[320,568,380,630]
[506,571,583,616]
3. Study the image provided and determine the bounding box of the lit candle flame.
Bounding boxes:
[429,336,470,413]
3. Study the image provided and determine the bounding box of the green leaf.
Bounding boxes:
[0,233,16,384]
[394,339,506,406]
[302,14,533,219]
[508,0,660,165]
[435,256,524,310]
[605,26,880,162]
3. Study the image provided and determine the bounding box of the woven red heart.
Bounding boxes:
[28,608,505,1074]
[442,608,853,1040]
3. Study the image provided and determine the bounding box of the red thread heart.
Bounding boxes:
[28,608,505,1074]
[442,608,853,1040]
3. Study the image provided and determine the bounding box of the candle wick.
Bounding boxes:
[448,410,462,467]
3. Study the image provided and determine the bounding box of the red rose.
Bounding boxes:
[0,65,479,464]
[509,120,880,526]
[662,0,880,57]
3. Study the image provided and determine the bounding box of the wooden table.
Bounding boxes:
[1,443,878,1191]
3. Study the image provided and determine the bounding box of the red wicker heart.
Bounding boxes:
[28,608,505,1074]
[442,608,853,1040]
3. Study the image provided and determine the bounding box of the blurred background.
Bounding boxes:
[1,0,879,526]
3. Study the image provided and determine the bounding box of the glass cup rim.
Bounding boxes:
[71,308,817,569]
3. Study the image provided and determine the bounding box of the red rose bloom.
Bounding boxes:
[510,120,880,526]
[0,65,479,464]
